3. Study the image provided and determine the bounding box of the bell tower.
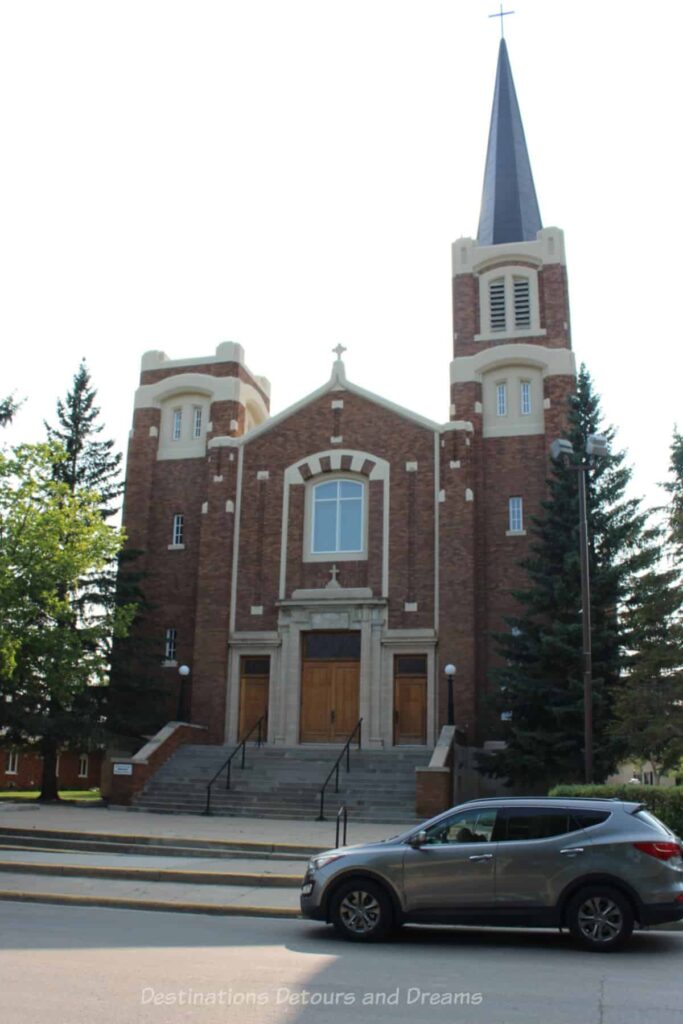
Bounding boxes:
[445,38,576,739]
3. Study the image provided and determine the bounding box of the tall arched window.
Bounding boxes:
[311,479,364,554]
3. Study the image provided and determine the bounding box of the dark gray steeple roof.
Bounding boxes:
[477,38,542,245]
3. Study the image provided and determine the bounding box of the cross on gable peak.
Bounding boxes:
[332,343,347,360]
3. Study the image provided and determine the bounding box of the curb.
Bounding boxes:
[0,890,301,919]
[0,860,300,888]
[0,826,319,857]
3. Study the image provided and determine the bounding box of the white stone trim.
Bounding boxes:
[404,602,418,612]
[450,343,576,385]
[331,399,344,409]
[451,227,566,278]
[250,606,263,616]
[279,450,391,600]
[229,445,244,635]
[405,461,418,472]
[167,543,185,551]
[433,432,440,632]
[257,470,269,481]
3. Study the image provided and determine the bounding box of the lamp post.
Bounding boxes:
[444,664,456,726]
[550,434,609,783]
[177,664,191,722]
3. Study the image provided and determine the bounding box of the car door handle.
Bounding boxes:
[560,847,585,856]
[469,853,494,861]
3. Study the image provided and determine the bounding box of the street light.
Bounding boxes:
[177,664,190,721]
[550,434,609,783]
[444,664,456,726]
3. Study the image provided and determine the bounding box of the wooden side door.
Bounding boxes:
[300,662,333,742]
[331,663,360,742]
[394,676,427,745]
[238,674,269,741]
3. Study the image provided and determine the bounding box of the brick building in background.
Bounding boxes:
[114,40,575,785]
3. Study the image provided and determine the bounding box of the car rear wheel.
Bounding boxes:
[329,878,394,942]
[567,886,634,952]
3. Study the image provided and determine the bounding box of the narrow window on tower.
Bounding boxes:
[172,513,184,546]
[508,496,524,534]
[172,408,182,441]
[489,278,506,331]
[513,277,531,329]
[496,382,507,417]
[6,750,19,775]
[520,380,532,415]
[192,406,202,439]
[78,754,89,779]
[164,628,177,662]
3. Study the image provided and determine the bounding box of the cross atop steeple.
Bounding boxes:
[332,343,347,361]
[489,4,515,38]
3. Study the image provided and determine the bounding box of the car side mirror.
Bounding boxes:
[409,830,428,848]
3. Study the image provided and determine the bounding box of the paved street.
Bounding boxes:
[1,902,682,1024]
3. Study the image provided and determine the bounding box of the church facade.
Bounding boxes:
[118,40,576,761]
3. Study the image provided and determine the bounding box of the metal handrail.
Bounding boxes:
[317,718,362,821]
[335,804,348,848]
[204,715,266,816]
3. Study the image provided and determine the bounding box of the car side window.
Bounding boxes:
[571,810,610,830]
[424,809,497,845]
[496,807,579,842]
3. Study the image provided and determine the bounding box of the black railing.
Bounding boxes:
[335,804,348,847]
[204,716,266,816]
[317,718,362,821]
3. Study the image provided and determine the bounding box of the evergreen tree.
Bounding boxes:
[45,361,122,514]
[663,428,683,559]
[610,567,683,781]
[609,428,683,779]
[482,365,661,789]
[0,395,18,427]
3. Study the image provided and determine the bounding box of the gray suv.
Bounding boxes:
[300,797,683,951]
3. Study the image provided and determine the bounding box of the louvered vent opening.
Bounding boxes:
[513,278,531,329]
[489,279,506,331]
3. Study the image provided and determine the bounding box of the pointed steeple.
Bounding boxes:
[477,39,542,246]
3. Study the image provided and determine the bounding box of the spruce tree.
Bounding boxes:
[482,365,661,789]
[609,428,683,779]
[45,361,122,514]
[663,428,683,559]
[0,395,18,427]
[45,363,170,751]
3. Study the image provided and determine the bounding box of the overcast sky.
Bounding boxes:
[1,0,680,511]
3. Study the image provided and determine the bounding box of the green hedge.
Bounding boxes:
[549,784,683,838]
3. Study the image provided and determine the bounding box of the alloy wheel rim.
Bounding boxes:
[577,896,623,943]
[339,891,381,934]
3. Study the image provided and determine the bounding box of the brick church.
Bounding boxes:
[114,38,575,794]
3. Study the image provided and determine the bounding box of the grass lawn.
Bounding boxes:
[0,789,102,802]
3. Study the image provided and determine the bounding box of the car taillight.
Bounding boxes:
[634,841,682,862]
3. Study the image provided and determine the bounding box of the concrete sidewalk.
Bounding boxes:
[0,802,407,847]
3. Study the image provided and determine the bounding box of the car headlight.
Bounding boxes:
[310,853,344,872]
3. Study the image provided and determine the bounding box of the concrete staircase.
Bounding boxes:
[133,744,428,823]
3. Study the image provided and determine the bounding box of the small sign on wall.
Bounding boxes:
[113,763,133,776]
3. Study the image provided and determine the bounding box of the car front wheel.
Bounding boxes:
[329,878,394,942]
[567,886,634,952]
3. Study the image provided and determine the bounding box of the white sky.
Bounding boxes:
[1,0,681,510]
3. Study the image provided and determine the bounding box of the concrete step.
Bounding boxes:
[0,826,319,860]
[0,871,300,917]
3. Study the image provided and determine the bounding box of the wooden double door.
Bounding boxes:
[300,661,360,743]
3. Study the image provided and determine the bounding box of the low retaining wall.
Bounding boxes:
[107,722,209,806]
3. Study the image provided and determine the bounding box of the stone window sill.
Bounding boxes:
[167,543,185,551]
[506,529,527,537]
